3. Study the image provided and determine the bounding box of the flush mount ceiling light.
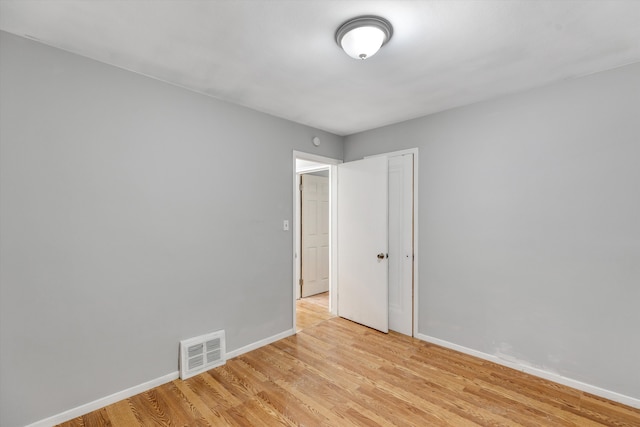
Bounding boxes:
[335,16,393,60]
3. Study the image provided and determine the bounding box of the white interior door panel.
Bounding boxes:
[337,157,389,333]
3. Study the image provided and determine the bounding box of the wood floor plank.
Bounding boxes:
[223,401,267,427]
[206,364,263,402]
[569,393,640,427]
[128,389,172,426]
[55,296,640,426]
[103,400,139,427]
[368,374,494,427]
[255,387,327,426]
[57,416,84,427]
[238,348,293,382]
[155,381,209,426]
[468,377,604,427]
[333,403,392,427]
[356,384,452,427]
[173,377,238,426]
[196,368,245,411]
[479,369,583,410]
[81,408,112,427]
[242,396,299,427]
[272,376,361,427]
[271,337,372,391]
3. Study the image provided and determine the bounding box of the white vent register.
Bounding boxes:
[179,330,226,380]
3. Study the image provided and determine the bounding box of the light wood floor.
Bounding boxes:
[296,291,334,332]
[58,300,639,426]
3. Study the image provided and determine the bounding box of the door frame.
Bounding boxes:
[292,151,341,333]
[365,148,419,336]
[292,148,419,337]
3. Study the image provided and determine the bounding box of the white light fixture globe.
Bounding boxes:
[336,16,393,60]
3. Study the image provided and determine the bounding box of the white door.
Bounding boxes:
[301,174,330,297]
[388,154,413,335]
[337,157,389,333]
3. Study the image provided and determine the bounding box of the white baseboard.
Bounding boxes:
[25,371,180,427]
[27,327,296,427]
[225,328,295,359]
[415,333,640,409]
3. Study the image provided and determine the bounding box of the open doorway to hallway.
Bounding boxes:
[293,152,341,333]
[296,159,330,331]
[292,149,418,336]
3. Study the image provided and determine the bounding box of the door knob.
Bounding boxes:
[377,253,386,259]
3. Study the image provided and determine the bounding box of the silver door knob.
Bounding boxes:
[377,253,385,259]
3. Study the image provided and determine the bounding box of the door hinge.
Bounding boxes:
[299,278,303,286]
[299,184,303,192]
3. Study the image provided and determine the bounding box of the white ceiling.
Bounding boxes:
[1,1,639,136]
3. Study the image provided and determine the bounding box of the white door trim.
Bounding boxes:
[365,148,419,337]
[292,151,341,333]
[297,165,330,174]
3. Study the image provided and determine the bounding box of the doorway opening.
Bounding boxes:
[293,152,341,333]
[292,149,419,336]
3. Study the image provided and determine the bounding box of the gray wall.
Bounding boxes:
[0,31,342,427]
[345,62,640,400]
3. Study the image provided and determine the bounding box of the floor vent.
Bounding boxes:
[179,330,226,380]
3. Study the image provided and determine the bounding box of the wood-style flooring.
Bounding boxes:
[295,292,335,332]
[58,295,640,426]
